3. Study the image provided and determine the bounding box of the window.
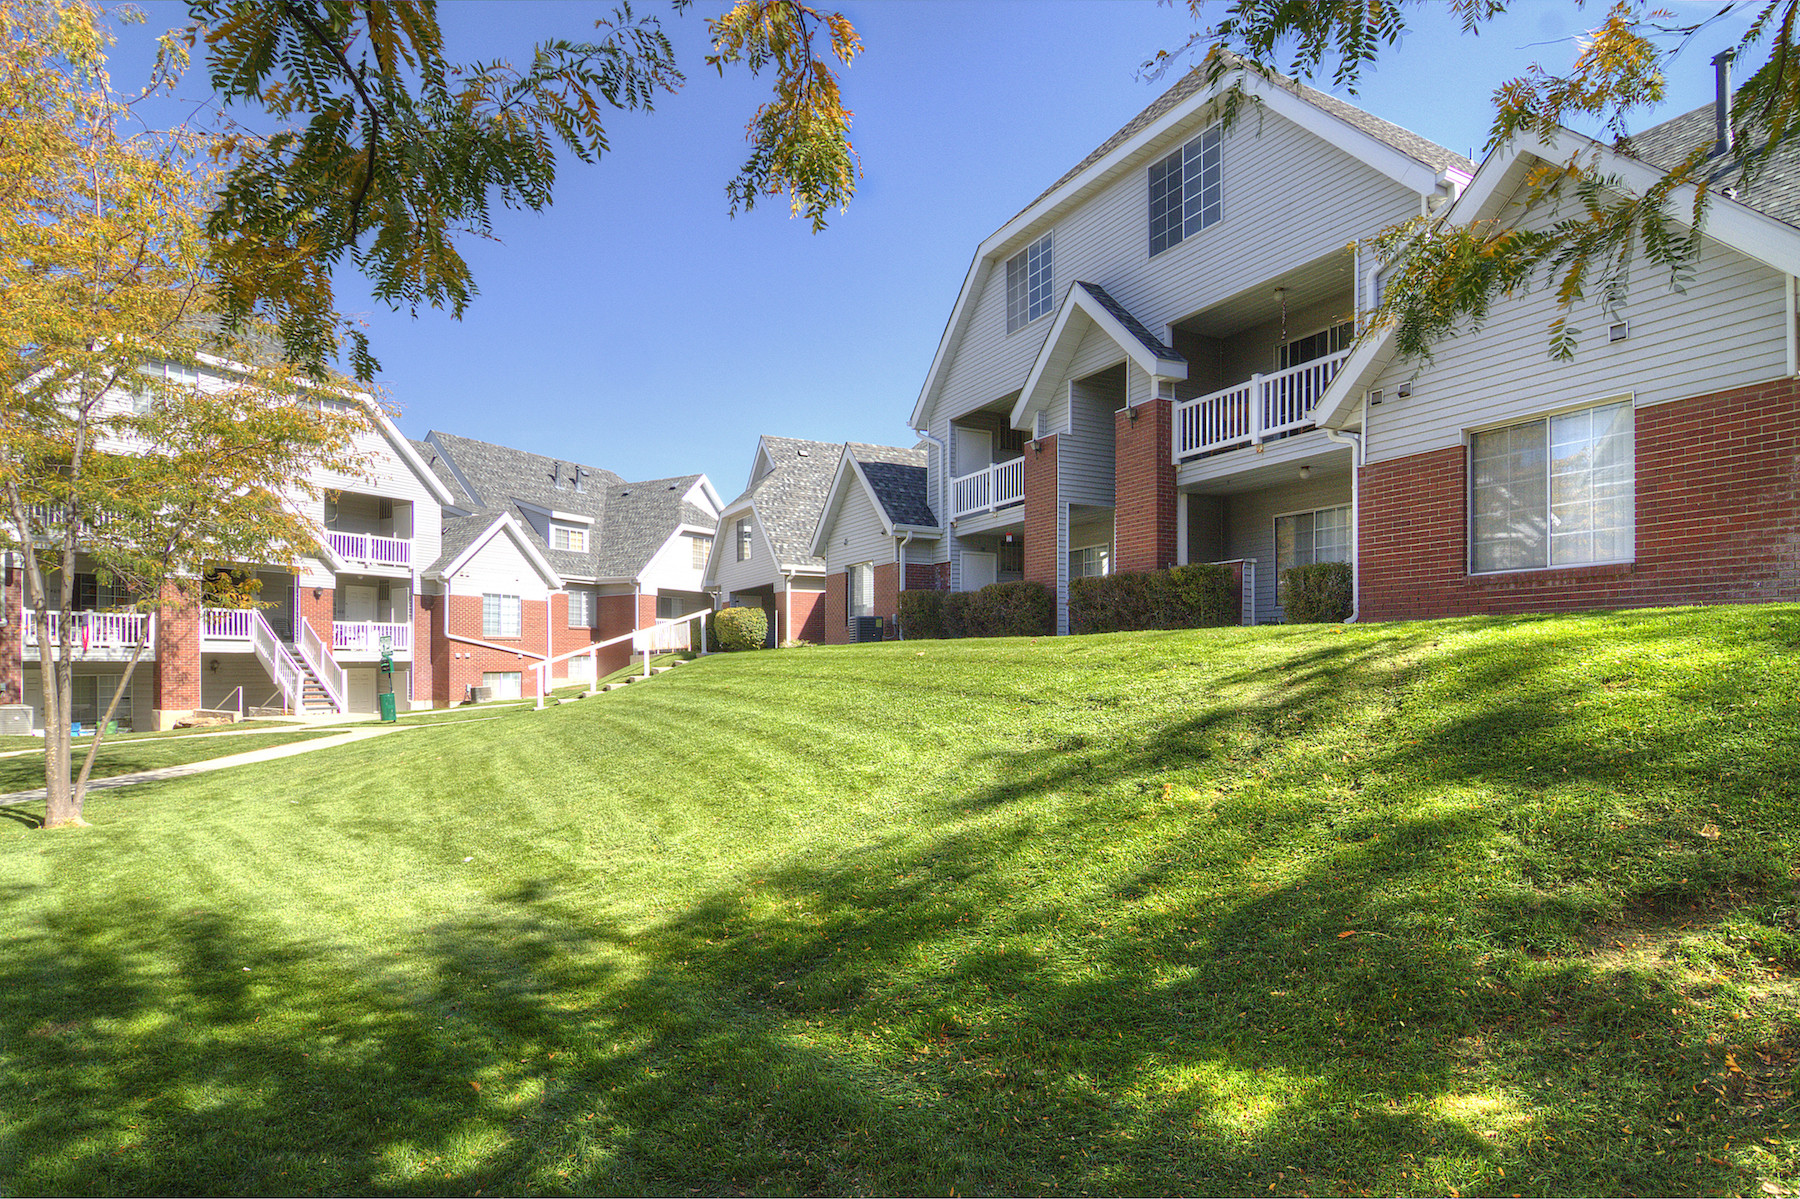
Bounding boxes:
[567,587,594,628]
[656,594,682,620]
[1277,321,1356,371]
[482,671,522,700]
[1069,544,1111,580]
[848,562,874,620]
[550,524,587,552]
[1148,124,1222,256]
[1005,231,1054,332]
[736,517,753,562]
[1275,506,1352,574]
[482,593,521,639]
[1470,400,1634,573]
[74,573,131,611]
[691,534,712,570]
[69,674,122,728]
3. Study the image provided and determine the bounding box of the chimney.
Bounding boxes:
[1713,48,1736,158]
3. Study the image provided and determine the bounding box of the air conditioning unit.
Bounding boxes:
[851,616,885,643]
[0,705,33,735]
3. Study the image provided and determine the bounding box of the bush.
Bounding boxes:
[709,605,768,651]
[898,589,946,640]
[1068,563,1236,634]
[1279,561,1353,623]
[941,590,972,639]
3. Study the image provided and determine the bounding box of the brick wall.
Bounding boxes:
[298,585,333,643]
[873,561,901,638]
[1114,398,1177,573]
[824,571,848,644]
[788,587,825,644]
[595,593,637,677]
[905,563,938,591]
[416,594,441,706]
[1023,435,1060,590]
[438,593,549,698]
[1360,378,1800,620]
[152,590,201,718]
[1,573,21,704]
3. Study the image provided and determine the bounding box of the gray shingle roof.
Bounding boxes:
[422,430,715,580]
[1015,61,1474,223]
[722,435,842,571]
[409,439,474,511]
[1624,105,1800,230]
[849,443,936,529]
[432,512,510,575]
[1076,281,1183,361]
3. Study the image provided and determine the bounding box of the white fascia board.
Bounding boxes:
[426,512,564,590]
[687,475,726,515]
[892,524,943,538]
[807,450,870,557]
[373,410,458,507]
[1011,284,1188,428]
[515,500,595,526]
[910,253,992,430]
[421,431,484,509]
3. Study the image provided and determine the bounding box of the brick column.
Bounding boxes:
[151,587,201,729]
[414,592,438,708]
[824,572,848,644]
[1,569,23,705]
[1022,434,1060,591]
[873,562,900,638]
[1114,398,1178,573]
[298,584,333,643]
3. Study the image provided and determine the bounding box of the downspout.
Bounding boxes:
[894,532,915,639]
[781,569,793,647]
[914,428,948,589]
[1323,401,1367,623]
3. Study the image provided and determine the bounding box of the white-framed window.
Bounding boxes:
[1148,124,1222,256]
[656,594,683,620]
[691,534,712,570]
[847,562,875,620]
[1277,320,1356,371]
[482,671,522,699]
[1006,231,1054,332]
[736,517,753,562]
[1069,544,1111,580]
[1470,399,1634,573]
[70,673,123,727]
[550,524,587,552]
[566,587,594,628]
[1275,505,1352,574]
[482,593,522,639]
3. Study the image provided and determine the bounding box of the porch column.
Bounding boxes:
[1022,433,1060,591]
[1114,398,1178,573]
[300,584,333,644]
[151,586,201,730]
[1,567,23,706]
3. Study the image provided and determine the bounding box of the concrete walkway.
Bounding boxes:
[0,716,502,808]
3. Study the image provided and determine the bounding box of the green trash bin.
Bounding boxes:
[377,692,397,723]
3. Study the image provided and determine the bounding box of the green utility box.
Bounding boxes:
[377,692,397,723]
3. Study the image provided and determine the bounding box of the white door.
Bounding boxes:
[963,551,998,590]
[344,584,378,623]
[957,427,992,475]
[347,668,376,713]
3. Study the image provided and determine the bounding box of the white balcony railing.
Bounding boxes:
[22,610,154,654]
[1173,348,1352,461]
[202,608,255,640]
[951,455,1026,519]
[332,620,412,653]
[326,530,412,567]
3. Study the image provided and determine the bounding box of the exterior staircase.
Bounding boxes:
[284,641,343,716]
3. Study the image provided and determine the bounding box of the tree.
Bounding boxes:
[0,0,368,829]
[160,0,862,381]
[1170,0,1800,361]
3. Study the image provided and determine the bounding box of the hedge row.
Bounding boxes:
[1279,561,1354,623]
[898,581,1053,639]
[1066,563,1236,634]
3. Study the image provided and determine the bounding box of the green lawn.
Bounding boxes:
[0,729,344,795]
[0,718,303,754]
[1,606,1797,1195]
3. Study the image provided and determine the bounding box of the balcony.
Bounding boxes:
[21,611,155,661]
[332,620,412,656]
[327,530,412,568]
[951,456,1026,520]
[1173,348,1351,461]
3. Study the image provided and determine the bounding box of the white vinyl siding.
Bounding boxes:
[820,479,892,582]
[1274,505,1352,573]
[1148,124,1222,256]
[1006,232,1055,332]
[1470,400,1634,573]
[482,593,521,639]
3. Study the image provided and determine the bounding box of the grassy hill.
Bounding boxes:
[2,606,1797,1195]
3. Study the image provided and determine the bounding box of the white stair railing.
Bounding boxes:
[249,610,306,713]
[296,617,347,713]
[533,608,713,710]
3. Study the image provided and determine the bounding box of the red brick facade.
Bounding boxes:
[1360,378,1800,620]
[787,587,826,644]
[905,563,938,590]
[298,585,333,644]
[431,593,550,702]
[1023,435,1060,590]
[151,592,201,719]
[824,571,848,644]
[1,573,22,705]
[873,562,901,636]
[1114,399,1178,573]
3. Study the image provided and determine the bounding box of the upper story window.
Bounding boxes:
[550,524,587,553]
[692,534,712,570]
[1470,399,1634,574]
[1005,231,1054,332]
[482,593,522,639]
[1148,124,1222,257]
[736,517,753,562]
[1278,321,1356,371]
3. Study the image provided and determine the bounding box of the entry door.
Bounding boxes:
[348,669,376,713]
[344,584,379,623]
[963,551,998,590]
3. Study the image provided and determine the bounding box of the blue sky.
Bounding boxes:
[103,1,1756,498]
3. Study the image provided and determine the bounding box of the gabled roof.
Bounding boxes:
[1313,117,1800,431]
[423,430,719,583]
[1013,282,1188,428]
[809,443,939,558]
[715,434,841,574]
[911,63,1473,431]
[1625,104,1800,230]
[424,511,563,589]
[410,438,474,511]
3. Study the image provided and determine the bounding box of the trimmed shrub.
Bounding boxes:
[941,590,973,639]
[898,589,947,640]
[1279,561,1353,623]
[709,605,768,651]
[1068,563,1236,634]
[964,580,1053,638]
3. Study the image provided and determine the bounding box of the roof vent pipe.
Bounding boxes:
[1714,48,1736,158]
